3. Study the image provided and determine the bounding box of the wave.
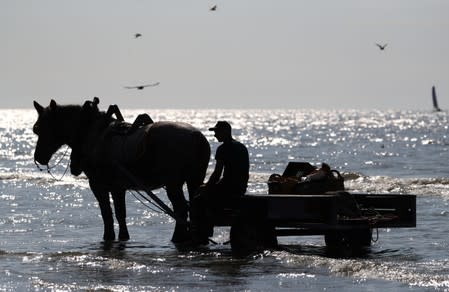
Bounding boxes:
[0,170,89,188]
[250,171,449,198]
[0,171,56,183]
[4,246,448,291]
[2,169,449,198]
[271,250,449,290]
[345,175,449,197]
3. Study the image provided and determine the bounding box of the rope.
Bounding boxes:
[47,146,70,170]
[208,238,219,245]
[372,228,379,243]
[130,189,168,214]
[129,190,163,214]
[113,162,183,224]
[46,160,70,181]
[34,145,71,181]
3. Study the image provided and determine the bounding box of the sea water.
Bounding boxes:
[1,108,449,291]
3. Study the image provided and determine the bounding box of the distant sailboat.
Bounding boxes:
[432,86,441,112]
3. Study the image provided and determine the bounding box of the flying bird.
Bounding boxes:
[134,33,142,39]
[376,43,387,50]
[210,5,217,11]
[124,82,160,90]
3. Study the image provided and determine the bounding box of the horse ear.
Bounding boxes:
[33,101,44,114]
[50,99,57,110]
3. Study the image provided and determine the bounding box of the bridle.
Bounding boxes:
[33,102,89,181]
[34,145,71,181]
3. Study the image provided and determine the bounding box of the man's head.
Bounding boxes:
[209,121,232,142]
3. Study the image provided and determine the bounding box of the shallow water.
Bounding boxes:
[1,108,449,291]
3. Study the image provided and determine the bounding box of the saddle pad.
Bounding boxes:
[106,124,150,164]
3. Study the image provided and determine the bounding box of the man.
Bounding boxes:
[205,120,249,201]
[190,121,249,244]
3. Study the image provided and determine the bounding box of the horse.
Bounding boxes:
[32,98,211,243]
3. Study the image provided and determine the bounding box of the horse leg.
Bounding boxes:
[187,181,201,204]
[186,154,212,243]
[186,133,210,240]
[111,189,130,241]
[165,184,190,243]
[90,182,115,241]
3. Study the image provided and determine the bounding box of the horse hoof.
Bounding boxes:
[103,232,116,241]
[119,233,130,241]
[171,233,191,244]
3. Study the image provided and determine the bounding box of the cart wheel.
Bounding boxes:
[230,221,278,256]
[325,228,372,250]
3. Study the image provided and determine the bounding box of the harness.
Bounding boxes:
[34,98,177,221]
[34,145,71,181]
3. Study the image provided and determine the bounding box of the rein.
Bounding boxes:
[34,145,71,181]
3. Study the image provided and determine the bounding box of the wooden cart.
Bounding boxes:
[213,163,416,256]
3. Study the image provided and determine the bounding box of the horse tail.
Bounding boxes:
[186,131,210,200]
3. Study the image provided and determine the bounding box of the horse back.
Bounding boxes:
[143,121,207,158]
[105,121,209,167]
[141,121,210,186]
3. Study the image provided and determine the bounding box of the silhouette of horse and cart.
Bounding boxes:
[33,98,416,255]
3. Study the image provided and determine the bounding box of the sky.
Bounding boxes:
[1,0,448,110]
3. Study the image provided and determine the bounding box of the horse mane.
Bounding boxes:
[52,104,82,118]
[55,100,114,176]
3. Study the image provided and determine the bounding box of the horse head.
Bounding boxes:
[33,98,101,166]
[33,99,69,165]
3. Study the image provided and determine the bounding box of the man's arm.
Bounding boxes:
[206,160,224,186]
